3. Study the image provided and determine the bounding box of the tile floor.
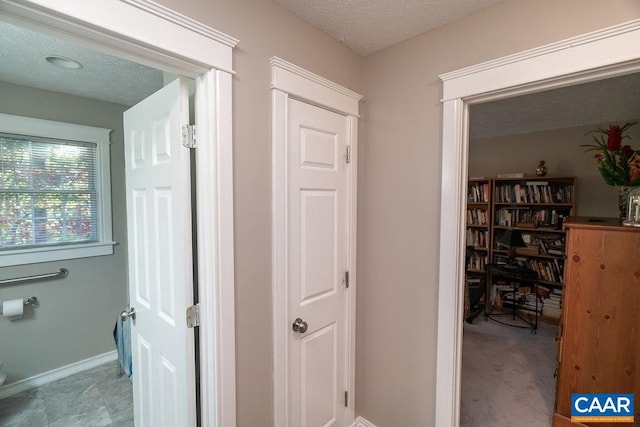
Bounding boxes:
[0,362,133,427]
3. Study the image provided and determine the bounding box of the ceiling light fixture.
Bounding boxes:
[45,55,83,69]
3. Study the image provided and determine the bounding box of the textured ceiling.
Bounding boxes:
[1,9,638,140]
[470,73,640,140]
[0,21,163,106]
[274,0,505,55]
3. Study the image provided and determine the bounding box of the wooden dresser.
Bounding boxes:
[553,217,640,426]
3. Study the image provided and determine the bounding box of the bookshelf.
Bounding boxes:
[489,176,575,323]
[466,178,492,275]
[465,178,492,321]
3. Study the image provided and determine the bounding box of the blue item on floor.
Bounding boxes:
[113,305,132,380]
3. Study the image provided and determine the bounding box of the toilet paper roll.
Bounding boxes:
[2,299,24,318]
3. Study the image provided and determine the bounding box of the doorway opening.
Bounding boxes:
[459,71,640,425]
[0,2,237,426]
[0,17,197,426]
[436,19,640,427]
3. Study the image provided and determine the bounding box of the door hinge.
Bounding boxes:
[344,271,350,289]
[346,146,351,164]
[181,124,197,148]
[344,390,348,407]
[186,303,200,328]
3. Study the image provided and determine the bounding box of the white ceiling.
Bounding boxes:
[0,21,163,106]
[469,73,640,140]
[275,0,505,56]
[0,6,638,138]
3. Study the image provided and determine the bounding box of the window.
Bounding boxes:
[0,113,114,266]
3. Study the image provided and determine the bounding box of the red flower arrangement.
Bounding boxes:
[582,122,640,186]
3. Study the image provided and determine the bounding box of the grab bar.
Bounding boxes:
[0,268,68,286]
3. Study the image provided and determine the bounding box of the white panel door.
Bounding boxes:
[123,78,195,427]
[287,98,350,427]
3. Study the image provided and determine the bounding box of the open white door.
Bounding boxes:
[123,78,196,427]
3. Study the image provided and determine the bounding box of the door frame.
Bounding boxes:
[0,1,238,426]
[435,18,640,427]
[270,57,362,427]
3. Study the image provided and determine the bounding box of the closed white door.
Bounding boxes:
[287,98,350,427]
[123,78,196,427]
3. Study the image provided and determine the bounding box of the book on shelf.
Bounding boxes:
[466,229,488,248]
[497,172,524,178]
[494,182,573,205]
[494,207,568,229]
[467,252,487,271]
[468,182,491,203]
[467,208,489,225]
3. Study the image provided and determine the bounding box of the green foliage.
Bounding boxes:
[0,136,97,249]
[582,122,640,187]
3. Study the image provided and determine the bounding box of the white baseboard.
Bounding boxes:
[351,416,378,427]
[0,350,117,399]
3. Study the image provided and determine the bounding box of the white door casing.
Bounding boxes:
[288,98,349,426]
[436,19,640,427]
[0,2,238,426]
[124,78,195,427]
[271,57,362,427]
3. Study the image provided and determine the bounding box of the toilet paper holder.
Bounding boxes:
[0,296,38,315]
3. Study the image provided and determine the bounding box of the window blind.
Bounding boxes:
[0,134,98,250]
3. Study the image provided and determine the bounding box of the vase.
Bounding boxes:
[617,186,637,219]
[536,160,547,177]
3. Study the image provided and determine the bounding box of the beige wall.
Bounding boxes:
[155,1,363,425]
[0,81,128,381]
[469,123,640,219]
[360,1,640,426]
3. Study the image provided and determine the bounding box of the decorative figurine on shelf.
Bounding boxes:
[536,160,547,177]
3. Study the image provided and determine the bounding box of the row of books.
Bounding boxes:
[525,258,564,284]
[467,208,489,225]
[466,229,488,249]
[492,283,563,317]
[468,182,490,203]
[494,183,573,204]
[466,252,487,271]
[533,235,566,256]
[538,285,563,318]
[490,284,542,313]
[502,292,541,313]
[494,207,568,229]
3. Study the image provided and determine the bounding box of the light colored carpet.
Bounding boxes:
[460,318,557,427]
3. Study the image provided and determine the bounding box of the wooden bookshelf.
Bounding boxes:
[489,176,576,323]
[466,179,492,276]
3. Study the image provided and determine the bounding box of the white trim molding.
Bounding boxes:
[0,0,238,75]
[270,56,363,117]
[0,113,115,267]
[271,57,362,427]
[0,2,237,426]
[0,350,117,399]
[350,416,378,427]
[436,18,640,427]
[121,0,238,48]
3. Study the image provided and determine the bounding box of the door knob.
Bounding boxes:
[120,307,136,321]
[292,318,308,333]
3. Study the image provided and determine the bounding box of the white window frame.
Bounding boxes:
[0,112,115,266]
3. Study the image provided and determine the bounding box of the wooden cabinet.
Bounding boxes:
[553,217,640,426]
